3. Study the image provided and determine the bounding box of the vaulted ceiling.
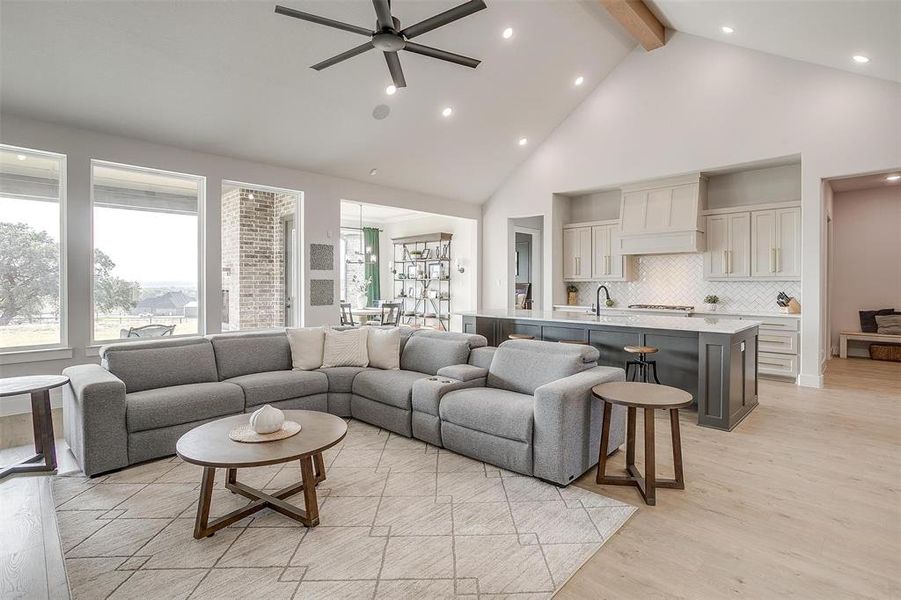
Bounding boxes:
[0,0,634,203]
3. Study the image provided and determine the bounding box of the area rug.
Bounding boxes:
[53,419,636,599]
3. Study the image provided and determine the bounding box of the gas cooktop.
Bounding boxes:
[627,304,695,312]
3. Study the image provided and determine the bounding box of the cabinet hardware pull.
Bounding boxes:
[722,250,728,274]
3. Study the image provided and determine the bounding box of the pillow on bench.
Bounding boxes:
[875,314,901,335]
[859,308,895,333]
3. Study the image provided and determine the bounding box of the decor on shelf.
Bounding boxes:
[392,232,452,330]
[273,0,486,90]
[455,258,465,273]
[703,295,719,312]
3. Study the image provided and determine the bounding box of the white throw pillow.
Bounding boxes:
[366,327,401,370]
[286,327,325,370]
[321,327,369,368]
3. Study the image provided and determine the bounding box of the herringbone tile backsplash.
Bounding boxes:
[573,254,801,312]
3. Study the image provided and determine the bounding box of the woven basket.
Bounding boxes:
[869,344,901,362]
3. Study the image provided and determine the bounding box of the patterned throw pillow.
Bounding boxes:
[321,327,369,368]
[875,314,901,336]
[859,308,895,333]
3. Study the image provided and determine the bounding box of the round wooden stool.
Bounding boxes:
[624,345,661,384]
[508,333,535,340]
[559,339,588,345]
[591,382,692,506]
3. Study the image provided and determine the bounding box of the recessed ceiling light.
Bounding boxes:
[386,84,397,95]
[441,107,453,118]
[502,27,514,40]
[16,154,27,161]
[721,26,734,34]
[886,174,901,181]
[574,75,584,86]
[852,55,870,64]
[518,137,528,146]
[369,168,378,176]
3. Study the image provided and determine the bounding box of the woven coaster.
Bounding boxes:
[228,420,302,443]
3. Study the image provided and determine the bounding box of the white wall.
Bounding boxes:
[830,185,901,354]
[378,214,479,331]
[480,33,901,387]
[0,114,479,393]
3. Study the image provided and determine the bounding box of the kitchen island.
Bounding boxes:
[458,309,761,431]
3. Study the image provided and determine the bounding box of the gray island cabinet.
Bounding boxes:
[459,309,760,431]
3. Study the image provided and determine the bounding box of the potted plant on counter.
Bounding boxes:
[703,294,719,312]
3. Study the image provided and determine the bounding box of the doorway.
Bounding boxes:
[509,216,543,310]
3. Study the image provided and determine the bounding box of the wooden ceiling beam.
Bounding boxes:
[599,0,666,51]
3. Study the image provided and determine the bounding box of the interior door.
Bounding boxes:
[750,210,776,277]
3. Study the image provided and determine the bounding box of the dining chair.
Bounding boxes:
[379,302,402,326]
[339,302,355,326]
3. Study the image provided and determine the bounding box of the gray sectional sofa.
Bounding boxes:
[63,328,625,485]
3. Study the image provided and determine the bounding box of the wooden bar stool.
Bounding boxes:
[624,345,661,384]
[591,382,693,506]
[508,333,535,340]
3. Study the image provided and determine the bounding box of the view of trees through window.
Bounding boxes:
[0,145,64,349]
[91,161,202,341]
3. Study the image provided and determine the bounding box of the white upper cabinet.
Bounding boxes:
[704,213,750,279]
[618,175,707,255]
[562,226,592,280]
[705,204,800,281]
[751,206,801,279]
[590,224,631,281]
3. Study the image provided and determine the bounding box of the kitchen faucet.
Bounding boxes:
[595,284,610,316]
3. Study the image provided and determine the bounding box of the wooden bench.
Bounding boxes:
[839,331,901,358]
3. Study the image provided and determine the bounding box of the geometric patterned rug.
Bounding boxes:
[54,419,636,599]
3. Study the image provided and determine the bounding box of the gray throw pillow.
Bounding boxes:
[875,314,901,335]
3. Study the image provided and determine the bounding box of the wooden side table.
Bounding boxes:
[592,381,693,506]
[0,375,69,480]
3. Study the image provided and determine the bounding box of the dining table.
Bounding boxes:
[350,306,382,324]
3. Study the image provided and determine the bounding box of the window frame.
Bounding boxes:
[0,144,68,355]
[89,159,206,345]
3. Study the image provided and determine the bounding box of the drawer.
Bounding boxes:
[758,331,799,354]
[757,317,799,332]
[758,351,798,378]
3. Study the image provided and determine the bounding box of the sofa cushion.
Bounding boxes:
[286,326,325,370]
[318,366,376,393]
[102,337,218,394]
[352,369,430,410]
[208,331,292,380]
[226,370,328,408]
[488,340,598,395]
[400,336,470,376]
[439,387,534,443]
[126,382,244,433]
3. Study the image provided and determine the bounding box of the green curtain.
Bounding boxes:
[363,227,380,307]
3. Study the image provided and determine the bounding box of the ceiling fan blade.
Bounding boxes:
[275,5,372,37]
[403,42,480,68]
[384,52,407,87]
[311,41,375,71]
[401,0,486,39]
[372,0,394,30]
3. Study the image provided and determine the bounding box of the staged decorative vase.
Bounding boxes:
[704,303,718,312]
[249,405,285,434]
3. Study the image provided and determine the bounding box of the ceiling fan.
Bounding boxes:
[274,0,487,89]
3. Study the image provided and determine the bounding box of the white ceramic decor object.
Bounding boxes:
[249,404,285,434]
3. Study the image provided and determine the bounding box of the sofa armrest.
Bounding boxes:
[62,364,128,476]
[468,346,496,369]
[436,364,488,382]
[532,366,626,485]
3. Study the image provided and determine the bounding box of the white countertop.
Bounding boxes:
[458,309,761,334]
[552,305,801,320]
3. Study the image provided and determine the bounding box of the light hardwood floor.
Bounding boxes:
[561,358,901,599]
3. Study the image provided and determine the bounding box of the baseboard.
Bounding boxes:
[797,373,824,388]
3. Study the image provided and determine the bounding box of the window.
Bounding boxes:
[91,161,203,342]
[0,145,66,350]
[220,182,300,331]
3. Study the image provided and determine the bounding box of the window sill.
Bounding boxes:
[0,347,74,365]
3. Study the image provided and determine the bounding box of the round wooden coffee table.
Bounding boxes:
[176,409,346,538]
[0,375,69,480]
[592,382,693,506]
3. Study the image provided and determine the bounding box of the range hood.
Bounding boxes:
[615,174,707,255]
